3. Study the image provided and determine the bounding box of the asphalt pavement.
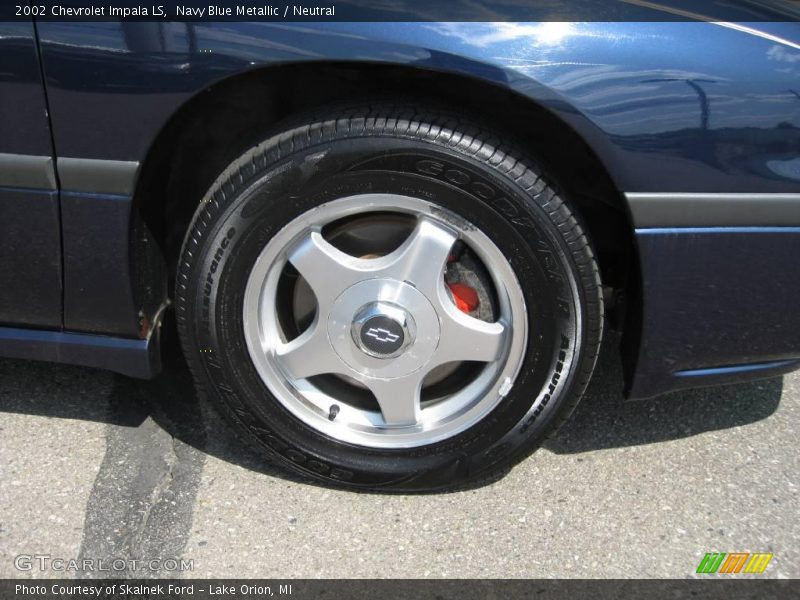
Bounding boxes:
[1,333,797,579]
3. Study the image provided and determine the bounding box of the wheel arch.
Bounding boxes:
[130,60,639,368]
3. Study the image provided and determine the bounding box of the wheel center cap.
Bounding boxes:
[352,302,414,359]
[328,279,439,378]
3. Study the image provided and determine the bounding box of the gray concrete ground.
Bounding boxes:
[0,334,797,579]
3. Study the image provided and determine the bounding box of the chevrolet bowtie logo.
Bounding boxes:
[365,327,400,343]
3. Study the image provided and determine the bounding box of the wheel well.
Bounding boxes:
[134,61,634,322]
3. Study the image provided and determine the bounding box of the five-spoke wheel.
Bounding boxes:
[243,195,527,447]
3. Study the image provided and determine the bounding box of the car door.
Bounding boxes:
[0,20,62,329]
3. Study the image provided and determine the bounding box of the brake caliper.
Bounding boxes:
[447,282,479,313]
[445,251,481,315]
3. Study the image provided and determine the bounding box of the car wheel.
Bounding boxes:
[175,105,603,491]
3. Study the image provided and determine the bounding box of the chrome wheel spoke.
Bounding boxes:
[363,375,423,427]
[274,323,344,379]
[433,310,507,366]
[286,230,363,308]
[382,217,457,297]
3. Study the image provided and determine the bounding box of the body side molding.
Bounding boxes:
[0,153,56,190]
[57,157,140,196]
[626,193,800,228]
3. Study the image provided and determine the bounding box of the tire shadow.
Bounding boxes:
[0,327,785,482]
[545,335,783,455]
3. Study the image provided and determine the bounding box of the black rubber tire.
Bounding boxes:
[175,104,603,492]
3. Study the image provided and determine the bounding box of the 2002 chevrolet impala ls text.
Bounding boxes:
[1,5,799,491]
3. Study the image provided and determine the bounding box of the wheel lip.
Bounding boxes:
[242,193,528,449]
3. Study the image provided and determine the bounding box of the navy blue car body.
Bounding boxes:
[1,7,799,400]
